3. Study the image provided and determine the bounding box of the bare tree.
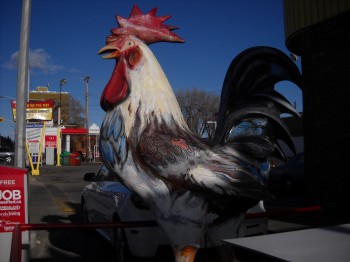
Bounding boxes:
[176,88,219,138]
[61,95,85,127]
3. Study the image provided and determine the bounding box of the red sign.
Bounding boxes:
[0,167,27,233]
[45,135,57,148]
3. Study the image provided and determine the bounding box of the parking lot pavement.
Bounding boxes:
[28,163,115,261]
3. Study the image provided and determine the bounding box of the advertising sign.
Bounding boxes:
[26,126,43,155]
[0,167,27,233]
[0,166,28,262]
[45,135,57,148]
[11,100,53,121]
[25,122,46,175]
[26,127,42,143]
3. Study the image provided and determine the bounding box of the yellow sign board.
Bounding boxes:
[11,100,53,122]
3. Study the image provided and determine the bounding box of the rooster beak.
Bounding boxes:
[98,45,121,59]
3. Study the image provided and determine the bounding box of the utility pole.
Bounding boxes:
[58,78,67,127]
[83,76,90,162]
[57,78,67,166]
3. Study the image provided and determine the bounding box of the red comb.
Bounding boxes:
[107,5,184,45]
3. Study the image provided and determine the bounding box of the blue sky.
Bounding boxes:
[0,0,302,139]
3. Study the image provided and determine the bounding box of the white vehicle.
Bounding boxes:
[81,165,267,261]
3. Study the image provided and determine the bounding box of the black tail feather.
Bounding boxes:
[212,46,303,159]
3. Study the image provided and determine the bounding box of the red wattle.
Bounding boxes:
[100,58,129,111]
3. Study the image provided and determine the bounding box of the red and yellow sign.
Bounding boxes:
[11,100,53,121]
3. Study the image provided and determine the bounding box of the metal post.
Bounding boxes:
[15,0,31,168]
[83,76,90,162]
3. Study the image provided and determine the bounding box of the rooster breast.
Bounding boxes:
[100,108,168,197]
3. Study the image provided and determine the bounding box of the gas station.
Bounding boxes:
[0,96,99,261]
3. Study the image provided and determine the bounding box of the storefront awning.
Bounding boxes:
[61,128,87,135]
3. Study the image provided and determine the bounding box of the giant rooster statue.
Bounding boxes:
[99,5,303,262]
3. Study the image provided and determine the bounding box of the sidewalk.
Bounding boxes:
[264,197,349,234]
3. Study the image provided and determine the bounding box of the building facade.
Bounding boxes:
[284,0,350,214]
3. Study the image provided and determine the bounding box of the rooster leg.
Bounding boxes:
[217,244,237,262]
[174,246,198,262]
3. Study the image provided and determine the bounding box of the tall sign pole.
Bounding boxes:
[15,0,31,168]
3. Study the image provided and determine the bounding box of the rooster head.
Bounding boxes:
[99,5,184,112]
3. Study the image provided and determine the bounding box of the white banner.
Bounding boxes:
[26,128,42,143]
